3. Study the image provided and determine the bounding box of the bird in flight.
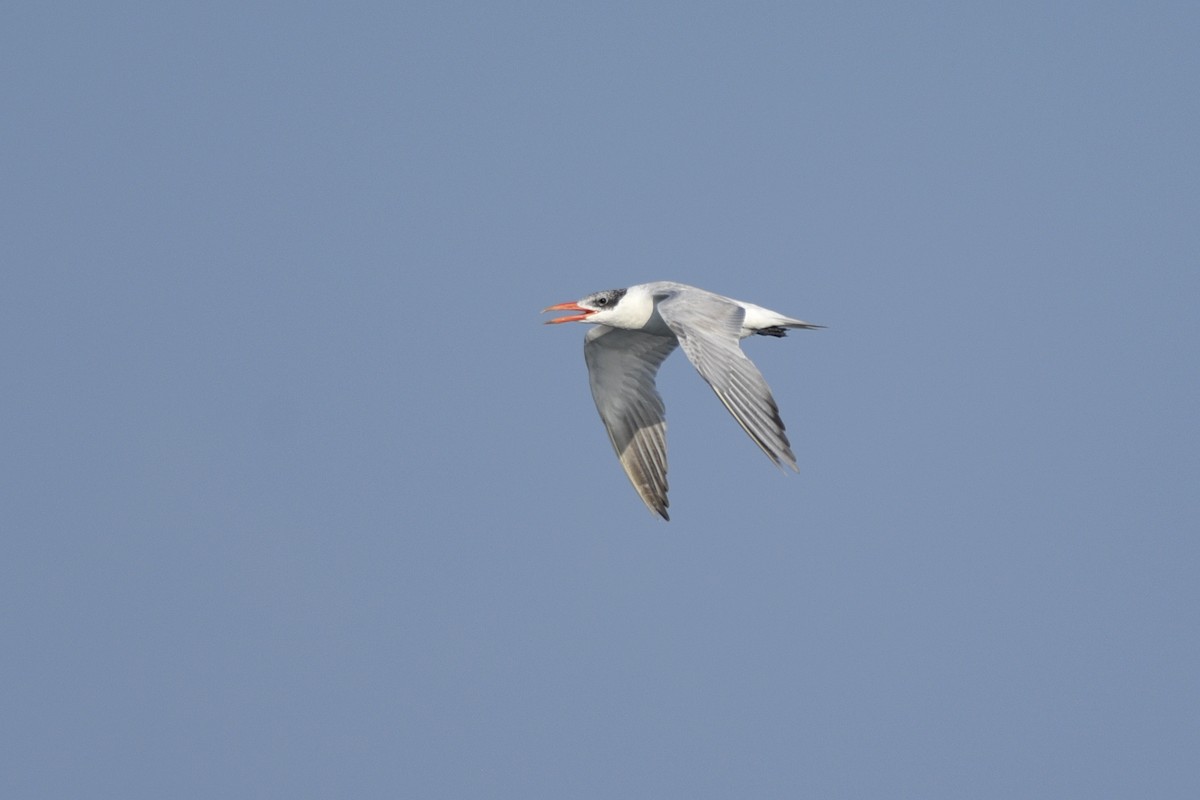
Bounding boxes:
[543,281,821,520]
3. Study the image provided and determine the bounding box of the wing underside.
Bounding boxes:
[584,326,678,520]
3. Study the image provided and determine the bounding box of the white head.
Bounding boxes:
[542,288,630,326]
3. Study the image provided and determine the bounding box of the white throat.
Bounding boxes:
[603,286,661,331]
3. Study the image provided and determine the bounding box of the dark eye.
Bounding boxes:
[596,297,608,306]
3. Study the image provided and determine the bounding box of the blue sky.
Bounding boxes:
[4,2,1198,797]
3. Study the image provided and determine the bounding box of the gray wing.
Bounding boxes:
[584,326,679,520]
[656,290,798,470]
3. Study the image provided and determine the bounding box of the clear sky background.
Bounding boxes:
[4,2,1198,798]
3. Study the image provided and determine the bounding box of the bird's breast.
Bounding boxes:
[640,304,675,337]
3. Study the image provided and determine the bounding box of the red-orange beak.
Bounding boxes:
[542,301,594,324]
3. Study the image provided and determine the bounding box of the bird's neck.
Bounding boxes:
[610,287,667,333]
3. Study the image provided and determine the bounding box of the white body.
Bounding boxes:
[590,282,808,339]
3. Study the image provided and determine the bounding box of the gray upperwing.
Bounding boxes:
[655,290,798,470]
[583,326,679,520]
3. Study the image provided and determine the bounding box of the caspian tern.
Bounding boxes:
[544,281,821,520]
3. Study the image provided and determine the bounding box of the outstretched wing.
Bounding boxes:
[656,290,798,470]
[584,326,678,520]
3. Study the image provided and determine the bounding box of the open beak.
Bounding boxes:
[542,301,594,324]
